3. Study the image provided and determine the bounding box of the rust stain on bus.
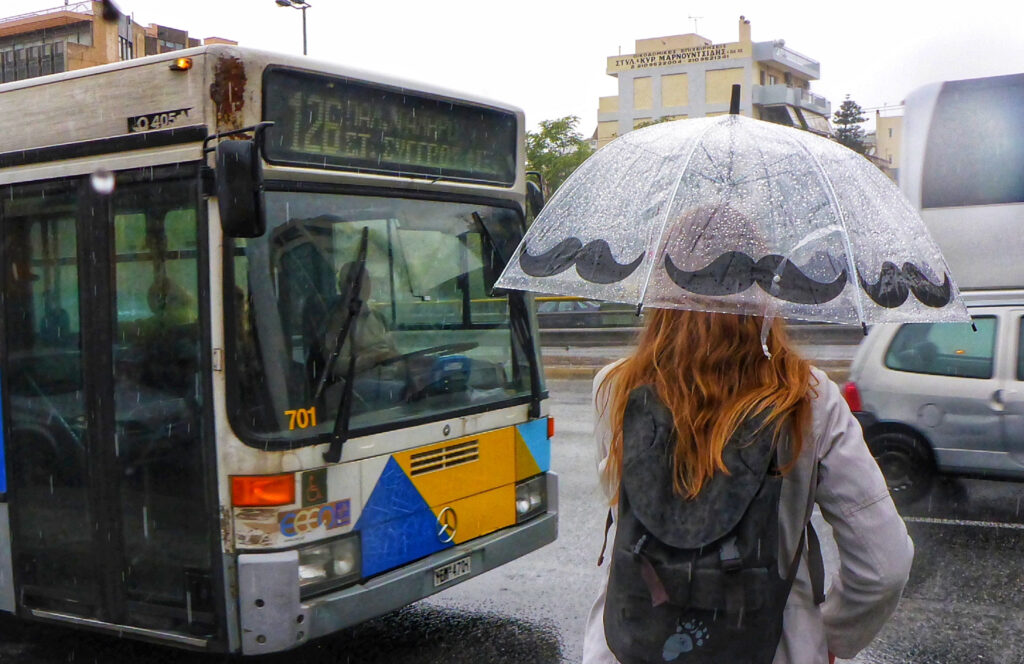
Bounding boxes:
[210,55,247,131]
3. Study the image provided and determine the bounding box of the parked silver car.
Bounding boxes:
[844,290,1024,503]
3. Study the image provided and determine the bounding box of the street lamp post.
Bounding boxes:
[275,0,311,55]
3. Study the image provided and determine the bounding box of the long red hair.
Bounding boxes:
[599,309,816,501]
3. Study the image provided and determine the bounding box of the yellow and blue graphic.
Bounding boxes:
[514,418,550,481]
[354,419,551,578]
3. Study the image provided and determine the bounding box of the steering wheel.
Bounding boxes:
[383,342,480,401]
[378,342,479,366]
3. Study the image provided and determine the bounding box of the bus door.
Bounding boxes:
[0,168,218,641]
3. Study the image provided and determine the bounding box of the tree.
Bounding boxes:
[526,116,594,196]
[832,95,868,154]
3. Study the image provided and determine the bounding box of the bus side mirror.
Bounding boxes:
[216,140,266,238]
[526,180,545,224]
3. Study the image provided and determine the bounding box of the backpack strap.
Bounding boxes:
[798,435,827,606]
[807,521,826,605]
[597,508,614,566]
[780,438,827,605]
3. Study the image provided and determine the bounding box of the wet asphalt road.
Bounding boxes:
[5,377,1024,663]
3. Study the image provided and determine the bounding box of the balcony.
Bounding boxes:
[753,84,830,116]
[0,3,91,39]
[752,41,820,80]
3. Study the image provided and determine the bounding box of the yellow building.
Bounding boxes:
[598,16,832,147]
[0,1,236,83]
[874,110,903,180]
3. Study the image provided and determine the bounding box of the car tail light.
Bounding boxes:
[547,416,555,439]
[842,381,863,412]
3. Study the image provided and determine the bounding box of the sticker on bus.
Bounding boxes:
[285,407,317,430]
[127,107,192,133]
[278,499,351,537]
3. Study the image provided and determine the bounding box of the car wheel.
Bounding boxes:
[867,431,934,505]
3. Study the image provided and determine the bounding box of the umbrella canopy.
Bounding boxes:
[497,114,970,326]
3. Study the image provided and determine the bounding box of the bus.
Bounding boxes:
[0,44,555,654]
[900,72,1024,289]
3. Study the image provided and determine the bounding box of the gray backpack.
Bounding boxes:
[601,385,823,664]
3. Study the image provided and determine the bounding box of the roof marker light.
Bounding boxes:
[169,57,193,71]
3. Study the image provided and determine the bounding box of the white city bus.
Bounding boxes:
[900,72,1024,289]
[0,44,555,654]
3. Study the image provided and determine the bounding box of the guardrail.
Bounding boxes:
[0,2,91,25]
[539,323,865,348]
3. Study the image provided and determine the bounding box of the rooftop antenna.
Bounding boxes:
[688,15,703,34]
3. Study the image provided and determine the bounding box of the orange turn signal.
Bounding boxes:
[169,57,193,71]
[547,416,555,440]
[232,473,295,507]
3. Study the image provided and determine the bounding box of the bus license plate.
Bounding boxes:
[433,557,472,587]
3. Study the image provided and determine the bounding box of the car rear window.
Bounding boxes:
[884,317,996,379]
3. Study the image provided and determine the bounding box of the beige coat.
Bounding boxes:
[582,363,914,664]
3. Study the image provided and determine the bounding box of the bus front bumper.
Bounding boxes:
[236,474,558,655]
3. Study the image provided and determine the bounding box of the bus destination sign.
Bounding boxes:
[263,69,517,185]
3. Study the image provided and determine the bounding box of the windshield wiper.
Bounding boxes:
[318,226,369,463]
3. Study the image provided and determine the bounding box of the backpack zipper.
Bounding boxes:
[632,533,649,556]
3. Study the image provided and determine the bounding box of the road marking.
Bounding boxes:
[903,516,1024,530]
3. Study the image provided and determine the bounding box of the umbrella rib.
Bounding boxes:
[728,153,808,187]
[752,141,785,255]
[699,142,731,185]
[638,118,722,308]
[784,133,867,326]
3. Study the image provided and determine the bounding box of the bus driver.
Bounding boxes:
[308,263,406,408]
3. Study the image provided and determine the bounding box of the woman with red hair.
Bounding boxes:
[582,309,913,664]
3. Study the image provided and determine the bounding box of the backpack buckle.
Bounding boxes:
[719,536,742,572]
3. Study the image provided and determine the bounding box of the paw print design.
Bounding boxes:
[661,619,710,661]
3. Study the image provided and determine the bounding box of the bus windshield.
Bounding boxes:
[228,192,538,445]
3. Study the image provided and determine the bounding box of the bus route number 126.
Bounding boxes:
[285,407,317,430]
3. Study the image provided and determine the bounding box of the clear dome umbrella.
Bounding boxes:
[497,110,970,331]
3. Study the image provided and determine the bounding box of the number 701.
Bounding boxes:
[285,407,317,430]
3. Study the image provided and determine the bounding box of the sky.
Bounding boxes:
[12,0,1024,133]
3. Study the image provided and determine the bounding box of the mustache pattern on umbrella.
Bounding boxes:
[859,262,952,308]
[519,237,644,284]
[664,251,848,305]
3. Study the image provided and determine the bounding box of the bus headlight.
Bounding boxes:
[515,474,547,523]
[298,544,331,583]
[297,533,361,597]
